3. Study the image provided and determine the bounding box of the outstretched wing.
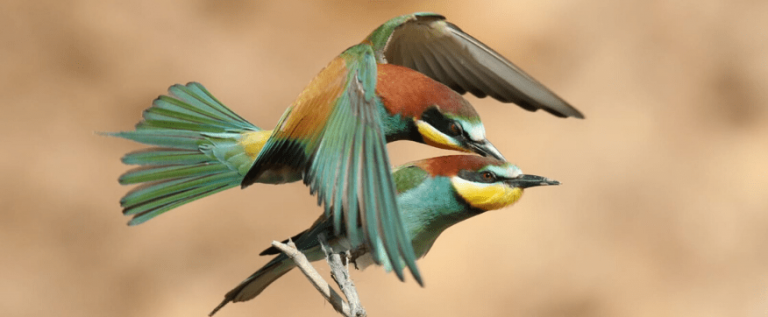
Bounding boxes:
[241,44,421,285]
[366,12,584,118]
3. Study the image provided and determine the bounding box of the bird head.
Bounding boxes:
[376,64,505,161]
[414,105,505,161]
[412,155,559,211]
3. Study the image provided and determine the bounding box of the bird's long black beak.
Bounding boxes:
[506,174,560,188]
[468,140,506,161]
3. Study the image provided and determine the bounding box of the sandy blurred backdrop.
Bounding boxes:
[2,0,767,316]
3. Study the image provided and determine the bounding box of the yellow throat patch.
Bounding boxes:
[451,176,523,211]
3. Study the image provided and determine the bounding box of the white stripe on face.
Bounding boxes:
[462,122,487,142]
[484,164,523,179]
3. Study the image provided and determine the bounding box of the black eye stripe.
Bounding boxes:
[460,126,470,139]
[421,107,462,137]
[457,170,498,184]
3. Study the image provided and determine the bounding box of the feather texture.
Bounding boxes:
[241,44,422,285]
[365,12,584,118]
[107,82,268,225]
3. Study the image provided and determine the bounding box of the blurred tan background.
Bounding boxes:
[2,0,767,316]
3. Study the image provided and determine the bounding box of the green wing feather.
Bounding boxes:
[243,45,422,285]
[106,82,261,225]
[312,46,419,283]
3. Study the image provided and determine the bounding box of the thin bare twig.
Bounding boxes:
[271,240,357,317]
[319,234,366,317]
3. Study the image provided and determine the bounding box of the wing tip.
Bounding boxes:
[126,217,144,226]
[552,106,585,119]
[414,274,425,287]
[549,108,585,119]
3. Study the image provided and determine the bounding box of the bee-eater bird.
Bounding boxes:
[209,155,559,316]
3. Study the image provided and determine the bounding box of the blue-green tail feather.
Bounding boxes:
[106,82,260,225]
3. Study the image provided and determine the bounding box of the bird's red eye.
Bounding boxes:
[482,172,495,181]
[449,122,462,136]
